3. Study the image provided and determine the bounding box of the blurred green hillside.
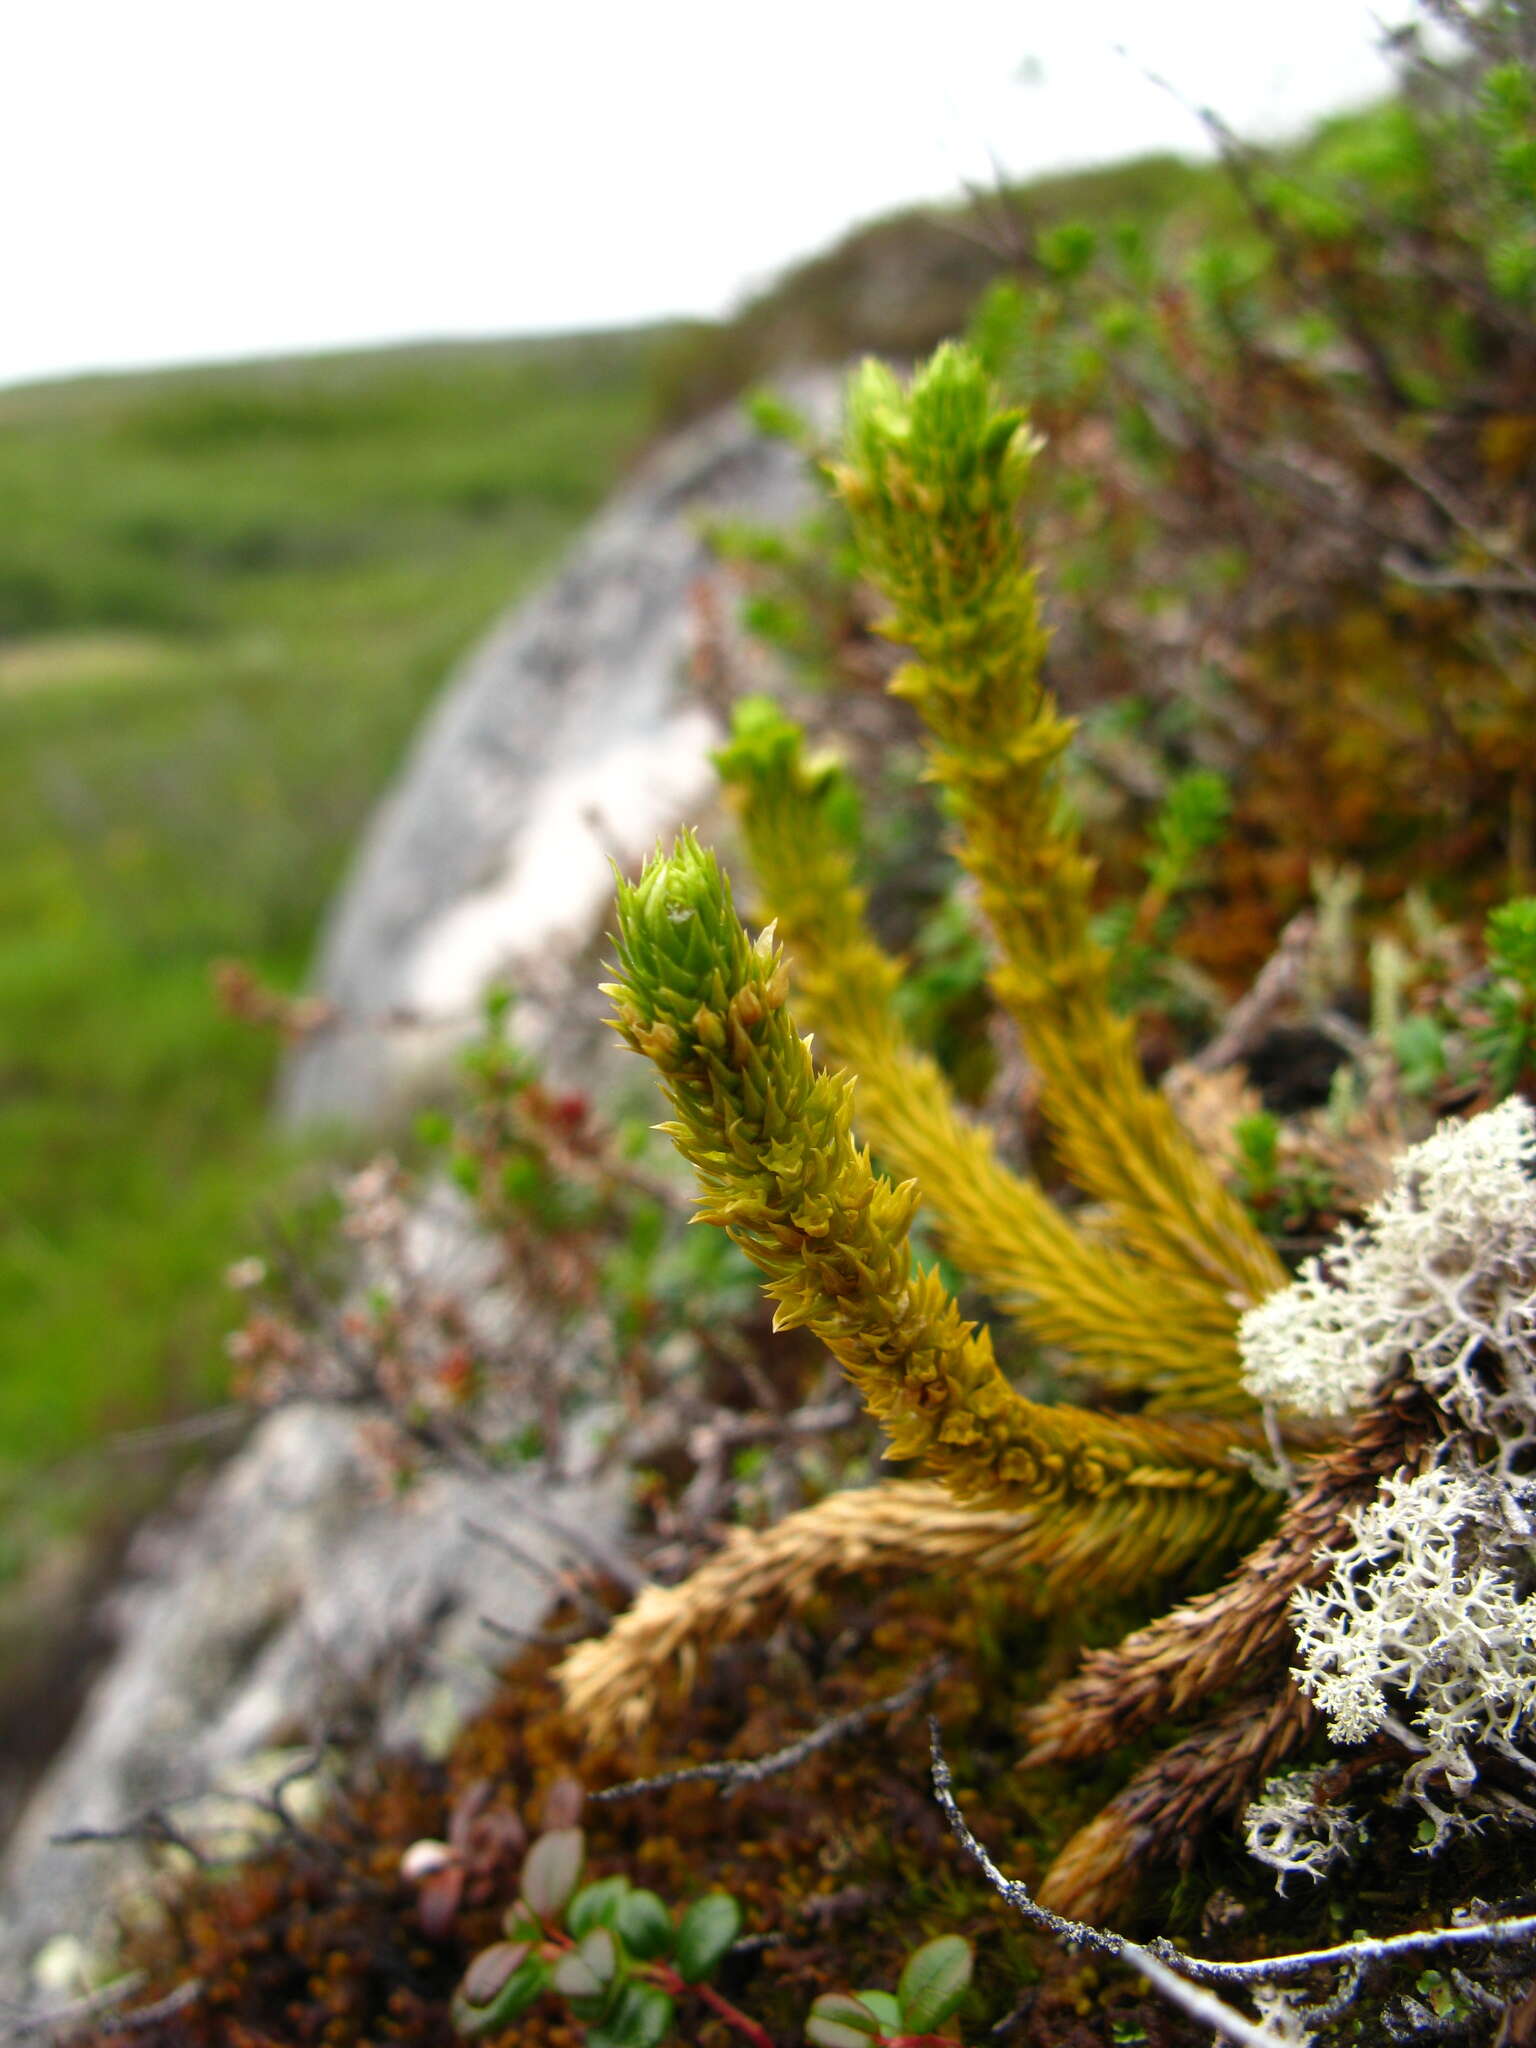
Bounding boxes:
[0,331,667,1516]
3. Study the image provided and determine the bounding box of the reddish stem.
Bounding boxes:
[648,1963,774,2048]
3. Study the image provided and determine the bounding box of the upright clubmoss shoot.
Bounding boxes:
[605,832,1255,1531]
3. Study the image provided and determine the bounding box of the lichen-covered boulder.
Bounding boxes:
[279,375,838,1131]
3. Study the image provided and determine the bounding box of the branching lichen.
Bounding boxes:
[1290,1463,1536,1846]
[1234,1102,1536,1859]
[1243,1768,1366,1890]
[1240,1097,1536,1440]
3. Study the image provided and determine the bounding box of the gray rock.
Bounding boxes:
[279,375,839,1130]
[0,1400,627,1993]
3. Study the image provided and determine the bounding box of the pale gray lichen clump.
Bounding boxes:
[1238,1096,1536,1431]
[1237,1100,1536,1873]
[1244,1768,1367,1889]
[1290,1465,1536,1845]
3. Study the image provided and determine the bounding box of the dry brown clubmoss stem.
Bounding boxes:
[1024,1376,1440,1767]
[1036,1686,1320,1923]
[1025,1378,1441,1918]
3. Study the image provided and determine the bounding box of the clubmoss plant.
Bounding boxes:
[593,833,1257,1530]
[828,351,1283,1320]
[713,701,1250,1416]
[560,345,1536,1918]
[559,348,1295,1912]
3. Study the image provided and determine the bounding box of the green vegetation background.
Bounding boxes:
[0,331,665,1534]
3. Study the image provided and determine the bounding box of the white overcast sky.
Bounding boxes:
[3,1,1420,393]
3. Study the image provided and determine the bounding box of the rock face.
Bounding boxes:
[0,1401,627,1993]
[279,375,837,1130]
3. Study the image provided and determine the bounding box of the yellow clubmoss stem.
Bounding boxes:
[609,835,1260,1549]
[830,347,1286,1317]
[716,703,1252,1416]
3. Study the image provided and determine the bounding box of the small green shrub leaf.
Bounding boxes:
[579,1926,619,1981]
[539,1775,586,1831]
[459,1942,530,2008]
[856,1991,903,2030]
[452,1945,550,2034]
[552,1948,605,2000]
[615,1887,674,1959]
[588,1981,675,2048]
[806,1993,885,2047]
[674,1891,741,1982]
[500,1905,541,1944]
[567,1875,631,1937]
[521,1827,585,1922]
[897,1934,973,2033]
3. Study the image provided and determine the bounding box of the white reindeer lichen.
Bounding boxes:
[1243,1767,1365,1889]
[1289,1464,1536,1845]
[1235,1101,1536,1865]
[1239,1095,1536,1437]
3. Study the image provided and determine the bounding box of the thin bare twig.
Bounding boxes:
[593,1662,948,1804]
[98,1406,248,1459]
[1163,1911,1536,1989]
[478,1611,590,1650]
[678,1393,865,1522]
[927,1719,1291,2046]
[1191,912,1317,1074]
[929,1718,1137,1963]
[1289,1960,1364,2029]
[1384,553,1536,599]
[1355,431,1536,590]
[259,1745,331,1840]
[106,1980,205,2035]
[19,1404,248,1493]
[690,1398,863,1455]
[50,1813,208,1869]
[1114,1944,1294,2048]
[49,1750,342,1887]
[506,1495,645,1596]
[935,1711,1536,2038]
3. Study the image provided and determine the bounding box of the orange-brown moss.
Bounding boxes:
[78,1578,1182,2048]
[73,1563,1536,2048]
